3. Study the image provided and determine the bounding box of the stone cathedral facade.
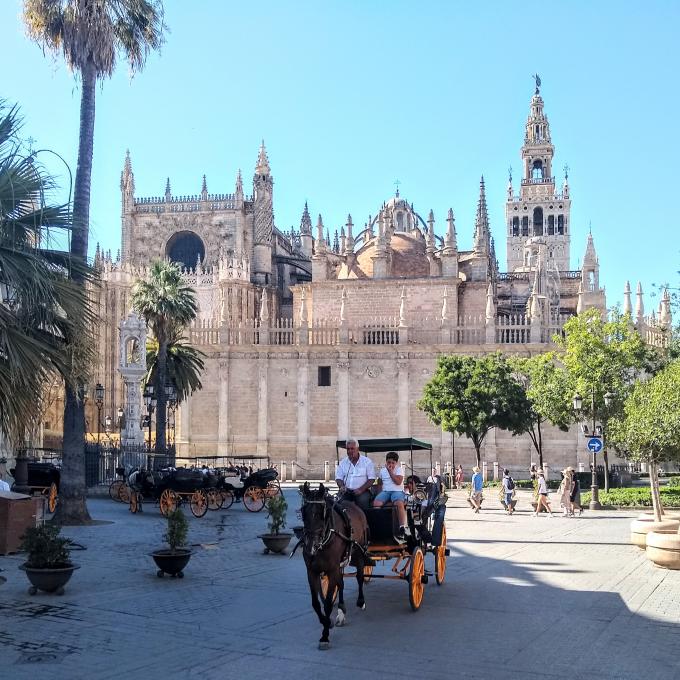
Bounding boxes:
[67,85,671,475]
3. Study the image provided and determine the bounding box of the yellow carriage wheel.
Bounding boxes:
[435,525,447,586]
[363,564,375,583]
[47,483,58,513]
[220,489,235,510]
[243,486,265,512]
[190,490,208,518]
[206,489,223,511]
[320,574,338,604]
[159,489,177,516]
[408,547,425,611]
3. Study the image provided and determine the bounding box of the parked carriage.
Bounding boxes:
[11,462,60,513]
[335,438,449,611]
[127,468,212,517]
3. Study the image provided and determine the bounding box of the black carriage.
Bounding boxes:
[219,463,281,512]
[11,462,60,513]
[127,467,211,518]
[334,438,449,611]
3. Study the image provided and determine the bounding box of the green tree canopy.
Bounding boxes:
[418,352,532,467]
[132,260,199,452]
[608,360,680,520]
[510,353,572,468]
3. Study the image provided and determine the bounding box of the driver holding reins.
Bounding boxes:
[335,437,376,510]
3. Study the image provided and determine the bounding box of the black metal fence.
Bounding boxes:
[84,443,176,486]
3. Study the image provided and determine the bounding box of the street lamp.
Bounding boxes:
[573,387,613,511]
[104,414,112,434]
[95,383,105,452]
[143,384,156,464]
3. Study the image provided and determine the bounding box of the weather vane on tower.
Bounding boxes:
[533,73,541,94]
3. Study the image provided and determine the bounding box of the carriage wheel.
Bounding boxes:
[118,484,131,504]
[206,489,223,511]
[408,547,425,611]
[190,490,208,518]
[109,480,124,502]
[220,489,235,510]
[320,574,338,604]
[47,483,58,513]
[266,480,282,498]
[363,564,375,583]
[243,486,265,512]
[160,489,177,516]
[435,525,447,586]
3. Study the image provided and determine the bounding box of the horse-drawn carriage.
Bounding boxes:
[11,461,60,513]
[127,467,213,517]
[299,438,449,648]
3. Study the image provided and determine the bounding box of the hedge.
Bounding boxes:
[581,487,680,507]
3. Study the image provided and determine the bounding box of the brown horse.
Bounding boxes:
[299,482,372,649]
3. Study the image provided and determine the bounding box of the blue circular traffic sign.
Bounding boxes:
[587,437,603,453]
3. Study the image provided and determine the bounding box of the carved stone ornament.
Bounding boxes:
[336,361,351,371]
[365,364,382,379]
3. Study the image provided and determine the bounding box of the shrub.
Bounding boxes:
[164,508,189,552]
[581,487,680,507]
[265,494,288,535]
[666,476,680,488]
[21,525,72,568]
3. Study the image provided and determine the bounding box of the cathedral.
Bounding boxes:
[65,83,669,476]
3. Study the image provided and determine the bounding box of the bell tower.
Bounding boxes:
[506,78,571,272]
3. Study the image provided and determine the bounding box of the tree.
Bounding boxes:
[510,353,572,469]
[145,324,205,404]
[24,0,166,523]
[418,353,531,467]
[555,308,656,491]
[608,361,680,521]
[0,101,93,446]
[132,260,198,452]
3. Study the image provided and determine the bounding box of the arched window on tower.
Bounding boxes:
[533,207,543,236]
[557,215,564,235]
[532,160,544,180]
[521,216,529,236]
[512,216,519,237]
[535,124,540,141]
[396,212,404,231]
[548,215,555,235]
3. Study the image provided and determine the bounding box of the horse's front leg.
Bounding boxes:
[306,567,327,631]
[335,567,347,627]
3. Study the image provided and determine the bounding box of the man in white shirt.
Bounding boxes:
[373,451,408,538]
[335,437,375,510]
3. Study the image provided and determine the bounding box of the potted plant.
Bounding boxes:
[258,494,292,554]
[19,524,79,595]
[151,507,192,578]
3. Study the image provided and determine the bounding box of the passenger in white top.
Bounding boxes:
[373,451,409,539]
[335,438,376,510]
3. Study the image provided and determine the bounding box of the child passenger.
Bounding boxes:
[373,451,409,539]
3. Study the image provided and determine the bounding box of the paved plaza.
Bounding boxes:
[1,489,679,680]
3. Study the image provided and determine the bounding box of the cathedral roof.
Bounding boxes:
[337,232,430,279]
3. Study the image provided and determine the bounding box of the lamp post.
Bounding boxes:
[573,388,614,511]
[165,384,177,463]
[116,407,124,435]
[95,383,105,453]
[143,384,156,468]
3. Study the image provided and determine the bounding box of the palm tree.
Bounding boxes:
[0,101,93,468]
[132,260,198,453]
[145,326,206,405]
[24,0,166,522]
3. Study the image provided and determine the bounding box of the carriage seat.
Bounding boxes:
[364,507,401,544]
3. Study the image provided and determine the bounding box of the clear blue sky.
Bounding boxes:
[3,1,679,311]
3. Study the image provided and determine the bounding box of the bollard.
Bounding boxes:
[641,462,647,473]
[543,464,550,480]
[482,462,488,482]
[280,461,286,482]
[493,462,499,481]
[324,461,330,482]
[434,461,441,477]
[290,462,296,483]
[578,462,584,473]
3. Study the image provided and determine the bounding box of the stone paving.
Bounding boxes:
[1,488,679,680]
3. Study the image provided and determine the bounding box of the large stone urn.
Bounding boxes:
[630,518,680,549]
[646,530,680,569]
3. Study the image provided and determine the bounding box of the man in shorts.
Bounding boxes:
[373,451,409,538]
[470,465,483,513]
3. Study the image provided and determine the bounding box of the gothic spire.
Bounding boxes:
[445,208,457,251]
[583,232,598,266]
[255,139,270,175]
[300,202,312,235]
[623,281,632,316]
[473,176,489,255]
[315,214,326,254]
[201,174,208,197]
[120,149,134,194]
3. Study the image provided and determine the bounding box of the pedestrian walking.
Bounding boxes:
[502,468,516,514]
[569,467,582,516]
[455,464,464,489]
[468,466,483,513]
[558,468,573,517]
[534,469,553,516]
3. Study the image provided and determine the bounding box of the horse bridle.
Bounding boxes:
[301,495,335,556]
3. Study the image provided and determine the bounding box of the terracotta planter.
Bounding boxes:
[19,563,80,595]
[151,549,192,578]
[630,518,680,549]
[646,530,680,569]
[258,533,293,554]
